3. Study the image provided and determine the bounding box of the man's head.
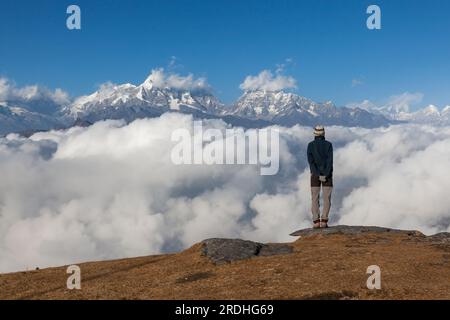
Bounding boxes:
[313,125,325,137]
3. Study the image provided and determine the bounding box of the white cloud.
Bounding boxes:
[144,68,210,91]
[275,58,295,74]
[0,78,12,101]
[351,78,364,87]
[347,92,424,114]
[384,92,424,113]
[0,77,71,107]
[168,56,184,71]
[346,99,377,111]
[239,70,297,92]
[1,114,450,272]
[50,88,71,105]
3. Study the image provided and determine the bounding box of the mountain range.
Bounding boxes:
[375,104,450,125]
[1,72,449,136]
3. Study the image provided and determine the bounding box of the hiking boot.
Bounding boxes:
[320,219,329,228]
[313,220,321,229]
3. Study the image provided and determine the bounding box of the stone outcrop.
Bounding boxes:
[201,238,293,264]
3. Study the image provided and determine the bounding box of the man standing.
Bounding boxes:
[307,125,333,228]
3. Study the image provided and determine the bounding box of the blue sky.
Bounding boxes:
[1,0,450,109]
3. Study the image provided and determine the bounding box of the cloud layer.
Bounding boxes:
[1,114,450,272]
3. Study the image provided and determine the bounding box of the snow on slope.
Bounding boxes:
[5,69,450,135]
[61,70,225,123]
[230,90,391,128]
[0,103,63,136]
[371,104,450,125]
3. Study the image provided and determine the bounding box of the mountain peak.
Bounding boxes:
[441,105,450,114]
[422,104,440,114]
[141,69,163,91]
[58,70,224,122]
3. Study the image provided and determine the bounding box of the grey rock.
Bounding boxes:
[201,238,293,264]
[290,225,424,237]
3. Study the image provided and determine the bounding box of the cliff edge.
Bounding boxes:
[1,225,450,300]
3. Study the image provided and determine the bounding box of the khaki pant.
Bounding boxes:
[311,186,332,222]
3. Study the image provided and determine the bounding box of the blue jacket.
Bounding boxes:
[307,136,333,177]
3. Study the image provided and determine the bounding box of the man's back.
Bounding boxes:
[307,136,333,178]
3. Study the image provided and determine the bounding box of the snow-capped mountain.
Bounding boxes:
[364,103,450,125]
[0,81,394,136]
[442,106,450,122]
[61,71,224,123]
[0,103,63,136]
[396,105,441,123]
[6,70,450,137]
[63,82,391,129]
[407,105,450,125]
[230,90,391,128]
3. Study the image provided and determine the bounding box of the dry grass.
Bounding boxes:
[1,232,450,300]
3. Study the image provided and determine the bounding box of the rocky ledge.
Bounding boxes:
[290,225,450,244]
[201,225,450,264]
[289,225,424,237]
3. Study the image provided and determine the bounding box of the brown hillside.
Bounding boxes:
[1,226,450,300]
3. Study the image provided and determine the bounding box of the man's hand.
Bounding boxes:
[319,176,327,183]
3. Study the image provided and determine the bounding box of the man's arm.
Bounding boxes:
[324,143,333,177]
